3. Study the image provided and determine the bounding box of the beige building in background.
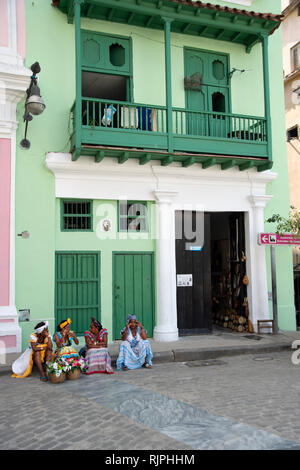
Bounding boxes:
[282,0,300,323]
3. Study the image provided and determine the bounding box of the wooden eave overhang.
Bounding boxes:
[76,144,273,172]
[53,0,282,53]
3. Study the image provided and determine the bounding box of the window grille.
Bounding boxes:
[61,200,93,231]
[119,201,148,232]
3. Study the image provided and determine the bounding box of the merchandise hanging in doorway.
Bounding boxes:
[211,213,252,333]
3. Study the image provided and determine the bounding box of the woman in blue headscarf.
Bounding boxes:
[116,315,153,371]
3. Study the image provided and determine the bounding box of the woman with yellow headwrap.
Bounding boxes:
[53,318,79,361]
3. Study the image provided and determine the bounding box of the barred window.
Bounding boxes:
[291,43,300,72]
[61,200,93,231]
[119,201,148,232]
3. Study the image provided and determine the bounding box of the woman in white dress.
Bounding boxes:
[116,315,153,371]
[11,321,53,381]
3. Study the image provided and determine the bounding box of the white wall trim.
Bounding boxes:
[0,0,24,68]
[46,153,277,201]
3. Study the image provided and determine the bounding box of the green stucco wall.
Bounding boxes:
[263,23,296,331]
[15,0,295,349]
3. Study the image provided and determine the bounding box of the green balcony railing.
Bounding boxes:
[71,98,269,160]
[172,108,267,143]
[81,97,167,133]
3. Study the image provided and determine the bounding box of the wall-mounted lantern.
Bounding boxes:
[20,62,46,149]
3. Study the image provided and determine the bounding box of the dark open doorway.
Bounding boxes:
[211,212,249,332]
[175,211,249,335]
[81,71,129,127]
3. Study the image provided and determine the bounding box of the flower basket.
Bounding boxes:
[46,357,87,383]
[49,371,66,384]
[66,368,81,380]
[47,358,68,383]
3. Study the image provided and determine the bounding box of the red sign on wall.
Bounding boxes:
[258,233,300,246]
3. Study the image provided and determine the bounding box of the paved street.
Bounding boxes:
[1,350,300,450]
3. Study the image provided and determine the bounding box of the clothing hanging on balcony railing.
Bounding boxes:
[120,106,158,132]
[152,109,157,132]
[101,105,116,126]
[120,107,139,128]
[138,106,152,131]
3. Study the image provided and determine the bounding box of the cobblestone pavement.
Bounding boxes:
[0,351,300,450]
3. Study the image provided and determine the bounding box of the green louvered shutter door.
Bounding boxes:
[55,252,101,335]
[184,49,230,137]
[207,53,229,138]
[113,253,154,340]
[81,31,131,74]
[184,49,208,136]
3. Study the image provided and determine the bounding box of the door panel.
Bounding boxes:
[113,253,154,340]
[55,252,101,335]
[184,49,230,138]
[81,31,131,74]
[186,87,209,136]
[207,53,228,87]
[175,212,212,334]
[208,85,230,138]
[185,50,208,136]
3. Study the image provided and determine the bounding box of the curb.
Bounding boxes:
[171,343,291,363]
[109,350,174,367]
[0,342,291,377]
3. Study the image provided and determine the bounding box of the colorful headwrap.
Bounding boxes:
[59,318,71,329]
[91,317,102,330]
[126,314,137,323]
[35,321,48,334]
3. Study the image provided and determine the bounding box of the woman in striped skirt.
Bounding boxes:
[83,318,114,375]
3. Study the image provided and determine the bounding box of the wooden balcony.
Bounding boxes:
[70,97,272,171]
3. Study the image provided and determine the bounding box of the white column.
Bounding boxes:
[153,190,179,342]
[248,195,273,331]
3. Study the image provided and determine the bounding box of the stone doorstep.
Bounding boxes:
[0,342,292,377]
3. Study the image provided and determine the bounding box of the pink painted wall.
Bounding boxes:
[0,0,9,48]
[0,139,11,306]
[1,335,16,348]
[16,0,26,59]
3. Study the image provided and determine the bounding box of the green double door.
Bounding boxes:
[184,48,230,137]
[113,252,155,340]
[55,251,155,340]
[55,252,101,335]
